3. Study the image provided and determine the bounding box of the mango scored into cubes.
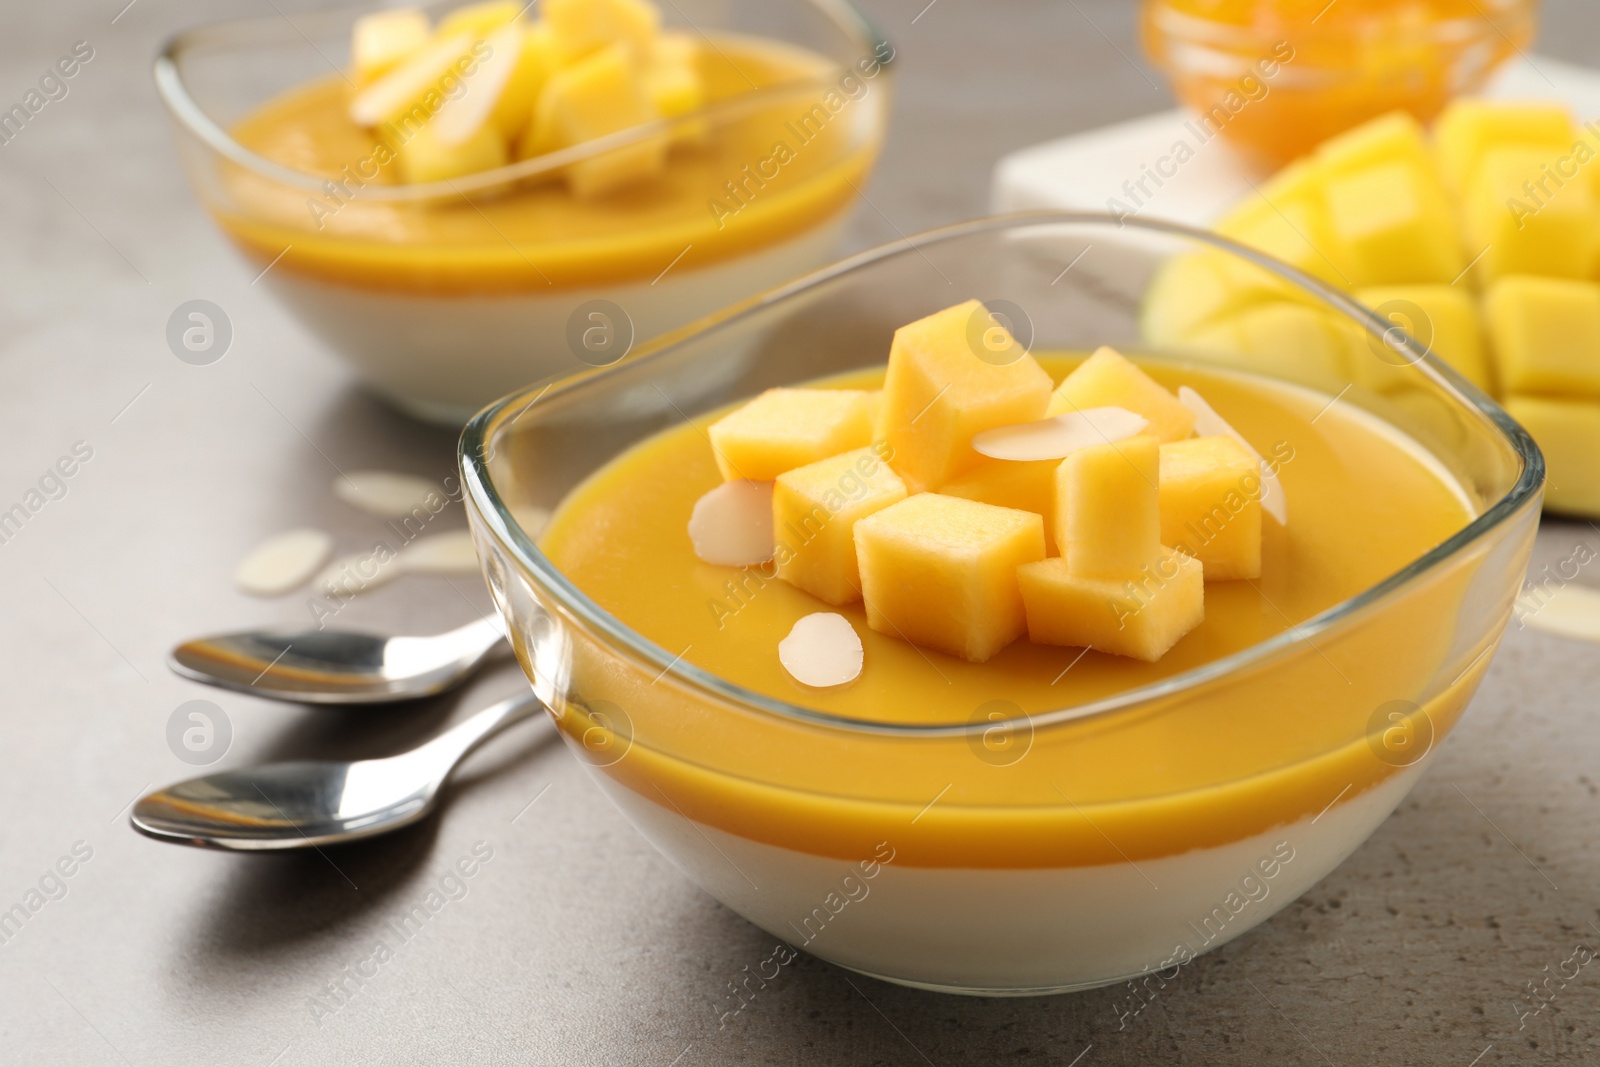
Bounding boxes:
[1158,436,1262,581]
[1464,146,1600,283]
[1484,276,1600,397]
[1355,285,1493,393]
[1502,397,1600,516]
[773,447,907,605]
[1018,550,1204,663]
[707,388,875,482]
[1058,435,1162,579]
[1434,99,1579,192]
[1323,161,1464,285]
[854,494,1045,663]
[876,300,1053,494]
[1048,347,1195,443]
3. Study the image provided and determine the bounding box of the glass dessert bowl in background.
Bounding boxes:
[460,213,1541,995]
[1140,0,1539,167]
[156,0,891,423]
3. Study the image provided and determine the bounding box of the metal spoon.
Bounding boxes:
[168,615,506,704]
[130,689,549,850]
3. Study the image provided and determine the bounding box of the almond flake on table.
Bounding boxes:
[314,549,403,598]
[1177,386,1287,525]
[235,528,333,597]
[971,406,1148,461]
[1520,584,1600,644]
[778,612,864,688]
[402,530,480,575]
[688,480,775,567]
[334,470,443,518]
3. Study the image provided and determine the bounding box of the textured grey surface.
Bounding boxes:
[3,1,1600,1064]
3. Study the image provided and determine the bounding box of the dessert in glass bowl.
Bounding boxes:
[157,0,891,422]
[461,213,1540,994]
[1140,0,1538,166]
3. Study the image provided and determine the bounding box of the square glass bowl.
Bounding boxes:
[156,0,892,422]
[460,213,1541,995]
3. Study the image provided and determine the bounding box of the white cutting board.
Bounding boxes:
[990,55,1600,228]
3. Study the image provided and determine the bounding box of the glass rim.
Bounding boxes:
[152,0,891,203]
[459,210,1544,739]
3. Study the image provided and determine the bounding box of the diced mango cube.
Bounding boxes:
[708,388,874,482]
[1158,436,1262,581]
[1484,276,1600,397]
[1180,303,1359,394]
[1355,285,1493,393]
[427,22,530,146]
[1058,434,1161,579]
[1047,347,1194,443]
[644,33,707,145]
[1502,396,1600,517]
[1017,550,1204,662]
[349,32,476,130]
[491,24,562,138]
[1324,161,1464,285]
[938,459,1058,545]
[395,120,508,183]
[773,447,907,605]
[876,300,1053,493]
[437,0,524,40]
[1463,146,1599,282]
[544,0,661,58]
[525,43,666,196]
[854,494,1045,662]
[352,8,432,84]
[1435,99,1579,192]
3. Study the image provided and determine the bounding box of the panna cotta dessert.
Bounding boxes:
[158,0,891,421]
[512,298,1494,993]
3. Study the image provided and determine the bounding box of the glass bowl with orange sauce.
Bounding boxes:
[156,0,892,423]
[1141,0,1539,167]
[460,213,1541,994]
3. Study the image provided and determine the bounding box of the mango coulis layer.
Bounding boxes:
[218,35,879,293]
[531,359,1489,867]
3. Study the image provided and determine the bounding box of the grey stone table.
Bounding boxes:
[4,1,1600,1063]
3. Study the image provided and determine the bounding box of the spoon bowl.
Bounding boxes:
[131,689,547,849]
[169,616,506,704]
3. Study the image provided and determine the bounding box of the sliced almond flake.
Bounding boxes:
[402,530,480,575]
[235,528,333,597]
[1520,584,1600,643]
[778,613,864,688]
[335,470,443,519]
[314,549,403,599]
[971,407,1148,461]
[1177,386,1287,525]
[349,32,474,127]
[430,23,523,145]
[688,480,774,567]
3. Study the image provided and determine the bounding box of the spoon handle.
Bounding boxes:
[421,687,548,776]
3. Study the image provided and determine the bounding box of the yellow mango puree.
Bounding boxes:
[220,36,881,292]
[532,358,1490,868]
